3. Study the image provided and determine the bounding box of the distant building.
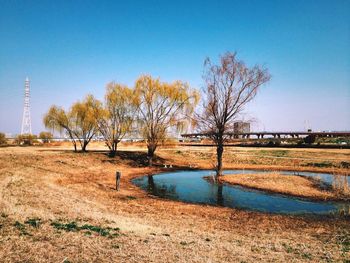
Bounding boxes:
[234,121,250,134]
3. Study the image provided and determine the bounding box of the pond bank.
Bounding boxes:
[215,172,350,202]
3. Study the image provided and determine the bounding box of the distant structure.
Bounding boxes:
[234,121,250,134]
[21,77,32,134]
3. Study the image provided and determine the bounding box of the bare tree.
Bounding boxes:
[196,52,271,178]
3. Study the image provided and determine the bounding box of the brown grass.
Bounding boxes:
[0,145,349,262]
[219,172,349,201]
[333,173,350,196]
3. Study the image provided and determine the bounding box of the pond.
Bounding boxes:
[132,170,350,215]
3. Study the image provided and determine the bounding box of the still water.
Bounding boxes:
[132,170,350,215]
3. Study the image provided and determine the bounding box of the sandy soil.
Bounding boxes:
[219,172,349,201]
[0,145,349,262]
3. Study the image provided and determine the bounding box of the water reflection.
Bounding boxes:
[132,170,350,215]
[217,185,224,206]
[147,175,178,199]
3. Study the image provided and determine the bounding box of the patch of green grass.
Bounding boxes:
[259,150,288,157]
[14,221,30,235]
[282,243,294,253]
[51,221,79,232]
[301,252,313,260]
[126,195,137,200]
[14,221,25,230]
[25,218,41,228]
[282,243,314,260]
[273,150,288,157]
[336,230,350,254]
[51,221,120,238]
[80,224,112,237]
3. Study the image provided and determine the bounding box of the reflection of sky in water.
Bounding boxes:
[132,170,350,215]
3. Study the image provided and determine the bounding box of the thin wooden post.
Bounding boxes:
[116,171,121,191]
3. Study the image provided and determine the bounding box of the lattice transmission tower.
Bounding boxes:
[21,77,32,134]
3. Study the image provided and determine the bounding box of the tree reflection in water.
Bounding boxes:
[147,175,178,199]
[336,203,350,216]
[217,185,224,206]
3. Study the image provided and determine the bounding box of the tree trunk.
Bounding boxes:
[109,142,117,157]
[82,140,88,152]
[73,141,77,152]
[147,145,156,166]
[147,175,155,191]
[217,185,224,206]
[216,135,224,178]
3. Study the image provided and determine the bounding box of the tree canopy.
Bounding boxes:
[134,75,199,165]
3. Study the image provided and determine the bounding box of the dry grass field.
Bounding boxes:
[0,143,349,262]
[219,172,349,201]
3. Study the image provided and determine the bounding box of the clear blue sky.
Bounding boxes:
[0,0,349,135]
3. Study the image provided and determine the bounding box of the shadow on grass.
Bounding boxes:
[102,150,166,167]
[38,148,167,167]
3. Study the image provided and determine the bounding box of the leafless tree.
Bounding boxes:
[196,52,271,178]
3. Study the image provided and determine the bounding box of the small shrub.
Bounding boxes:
[0,132,7,145]
[304,135,316,144]
[305,161,333,168]
[15,134,38,146]
[340,161,350,169]
[39,131,53,143]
